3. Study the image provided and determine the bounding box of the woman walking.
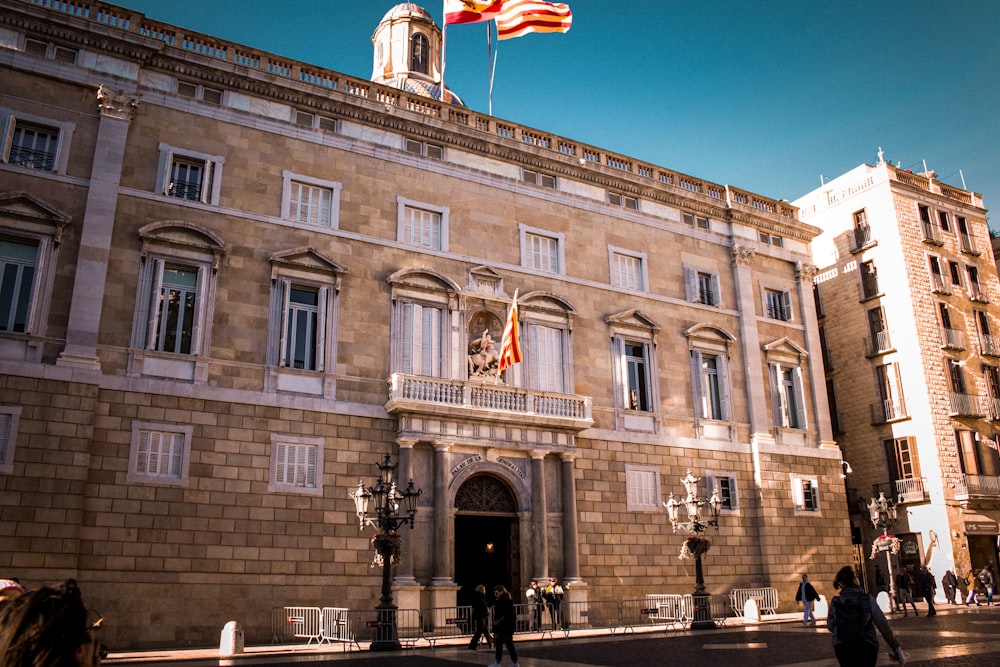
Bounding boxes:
[828,565,904,666]
[489,585,519,667]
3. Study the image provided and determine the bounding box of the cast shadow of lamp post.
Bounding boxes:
[350,454,422,651]
[664,469,723,630]
[868,492,899,609]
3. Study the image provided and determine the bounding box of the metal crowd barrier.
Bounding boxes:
[344,608,421,650]
[708,594,730,627]
[319,607,351,643]
[644,594,693,628]
[271,606,323,644]
[729,587,779,617]
[421,606,473,646]
[561,599,621,634]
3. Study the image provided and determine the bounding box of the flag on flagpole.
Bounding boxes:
[495,0,572,40]
[498,289,522,373]
[444,0,505,25]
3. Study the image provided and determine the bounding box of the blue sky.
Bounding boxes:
[112,0,1000,226]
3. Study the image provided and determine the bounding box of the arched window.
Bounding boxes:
[410,33,429,74]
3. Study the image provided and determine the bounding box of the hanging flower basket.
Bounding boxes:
[869,534,901,560]
[679,536,711,560]
[370,533,402,568]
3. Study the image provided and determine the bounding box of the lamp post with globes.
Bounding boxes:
[664,469,723,629]
[868,491,898,610]
[350,454,422,651]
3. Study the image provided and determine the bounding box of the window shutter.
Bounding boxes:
[711,274,721,306]
[0,413,10,464]
[316,286,328,372]
[690,349,704,418]
[400,303,414,373]
[305,445,317,487]
[275,443,288,484]
[684,267,698,302]
[769,363,786,426]
[189,264,206,355]
[781,291,792,321]
[145,259,165,350]
[0,113,15,163]
[155,148,173,194]
[202,160,215,204]
[718,354,730,420]
[169,433,183,476]
[612,337,627,408]
[276,279,291,366]
[793,367,807,428]
[792,478,804,509]
[137,430,151,474]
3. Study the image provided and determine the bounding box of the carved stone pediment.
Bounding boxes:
[466,265,506,297]
[0,191,71,241]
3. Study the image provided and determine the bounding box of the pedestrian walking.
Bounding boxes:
[965,570,981,605]
[795,573,820,626]
[941,569,958,604]
[467,584,493,650]
[895,569,918,616]
[977,565,995,606]
[828,565,904,667]
[489,585,519,667]
[918,566,936,616]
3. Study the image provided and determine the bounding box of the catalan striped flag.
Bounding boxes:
[498,290,522,373]
[444,0,505,25]
[495,0,573,40]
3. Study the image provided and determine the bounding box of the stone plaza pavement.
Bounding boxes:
[105,604,1000,666]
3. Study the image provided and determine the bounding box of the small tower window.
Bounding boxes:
[410,33,429,74]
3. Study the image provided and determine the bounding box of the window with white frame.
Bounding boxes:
[281,172,341,229]
[127,422,192,486]
[625,464,660,511]
[0,406,20,474]
[525,322,565,392]
[684,266,721,306]
[269,434,324,495]
[1,109,75,174]
[523,169,556,188]
[0,237,38,333]
[608,311,659,417]
[266,249,343,372]
[686,325,735,423]
[399,301,444,377]
[156,143,224,205]
[520,224,564,274]
[764,288,792,321]
[609,248,646,291]
[705,472,738,510]
[130,224,223,358]
[397,197,448,251]
[770,362,807,429]
[791,474,819,512]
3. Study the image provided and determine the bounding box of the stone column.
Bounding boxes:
[730,244,771,442]
[394,439,421,613]
[531,450,549,580]
[560,454,581,582]
[58,85,140,370]
[795,261,835,448]
[428,442,457,608]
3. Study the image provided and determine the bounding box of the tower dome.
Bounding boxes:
[370,3,465,106]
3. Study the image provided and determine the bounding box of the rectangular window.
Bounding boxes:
[404,138,443,159]
[771,363,806,428]
[685,268,721,306]
[765,289,792,321]
[938,210,951,232]
[683,213,710,230]
[801,480,819,511]
[154,265,198,355]
[607,192,639,210]
[949,261,963,287]
[692,350,729,421]
[284,286,319,370]
[400,302,442,377]
[611,251,644,291]
[523,169,556,189]
[624,342,651,411]
[156,144,224,205]
[706,473,738,510]
[759,231,784,247]
[525,232,560,273]
[872,362,906,422]
[0,238,37,333]
[968,265,987,301]
[134,429,185,479]
[273,441,317,488]
[0,406,20,474]
[884,437,920,482]
[625,465,660,511]
[859,260,879,299]
[402,205,442,249]
[526,323,565,392]
[289,182,332,227]
[9,122,59,171]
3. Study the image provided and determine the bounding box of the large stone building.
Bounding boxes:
[0,0,851,647]
[796,153,998,592]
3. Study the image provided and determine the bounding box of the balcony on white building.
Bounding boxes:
[849,225,875,253]
[894,477,928,504]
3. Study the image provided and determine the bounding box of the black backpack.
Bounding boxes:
[832,593,872,642]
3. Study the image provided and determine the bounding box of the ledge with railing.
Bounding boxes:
[921,221,944,245]
[955,473,1000,500]
[864,330,893,357]
[849,225,875,253]
[959,232,980,255]
[870,398,908,424]
[948,392,984,417]
[894,477,928,504]
[940,327,965,350]
[386,373,593,431]
[980,334,1000,357]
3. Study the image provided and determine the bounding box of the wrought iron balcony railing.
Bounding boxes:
[870,398,908,424]
[955,473,1000,500]
[894,477,927,504]
[948,392,984,417]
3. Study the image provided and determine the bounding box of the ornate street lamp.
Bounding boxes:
[867,492,899,609]
[664,469,722,629]
[351,454,422,651]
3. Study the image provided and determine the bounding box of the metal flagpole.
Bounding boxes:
[440,1,447,101]
[488,21,497,115]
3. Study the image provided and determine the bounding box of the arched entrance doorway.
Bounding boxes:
[454,474,520,607]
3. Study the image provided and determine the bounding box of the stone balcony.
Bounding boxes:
[385,373,593,432]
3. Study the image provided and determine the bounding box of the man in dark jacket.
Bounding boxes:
[795,573,820,626]
[828,566,902,667]
[490,585,519,667]
[919,566,937,616]
[468,584,493,650]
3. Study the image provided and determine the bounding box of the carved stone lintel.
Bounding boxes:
[97,84,141,121]
[796,261,819,283]
[731,244,755,267]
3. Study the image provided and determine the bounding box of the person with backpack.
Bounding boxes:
[828,565,903,666]
[977,565,995,606]
[795,573,820,626]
